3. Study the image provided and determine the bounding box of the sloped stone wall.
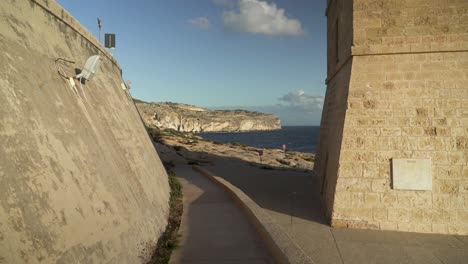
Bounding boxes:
[0,0,170,262]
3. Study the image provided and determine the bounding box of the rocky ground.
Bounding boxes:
[148,127,315,171]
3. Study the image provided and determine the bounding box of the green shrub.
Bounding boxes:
[163,161,175,171]
[230,142,247,147]
[173,146,182,151]
[147,171,183,264]
[168,171,182,208]
[187,160,199,166]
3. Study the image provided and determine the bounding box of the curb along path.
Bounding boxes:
[193,166,315,264]
[169,165,274,264]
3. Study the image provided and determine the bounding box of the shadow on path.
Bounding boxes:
[168,163,274,264]
[158,144,468,264]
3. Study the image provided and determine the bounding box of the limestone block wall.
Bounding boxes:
[315,0,354,218]
[317,0,468,235]
[326,0,353,76]
[352,0,468,55]
[334,52,468,234]
[0,0,170,263]
[314,62,352,218]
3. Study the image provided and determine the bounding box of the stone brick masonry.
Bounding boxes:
[315,0,468,235]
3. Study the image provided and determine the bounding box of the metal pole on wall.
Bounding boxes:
[97,18,102,44]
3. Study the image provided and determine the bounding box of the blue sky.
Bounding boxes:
[57,0,327,125]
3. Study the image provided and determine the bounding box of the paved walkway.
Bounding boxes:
[204,157,468,264]
[169,164,274,264]
[155,142,468,264]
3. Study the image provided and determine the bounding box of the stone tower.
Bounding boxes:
[314,0,468,235]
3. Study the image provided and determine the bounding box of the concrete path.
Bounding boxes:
[169,165,274,264]
[203,157,468,264]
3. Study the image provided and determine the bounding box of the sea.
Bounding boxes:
[199,126,320,154]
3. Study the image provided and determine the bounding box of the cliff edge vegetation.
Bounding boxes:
[135,100,281,133]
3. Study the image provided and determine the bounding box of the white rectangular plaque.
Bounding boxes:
[392,158,432,191]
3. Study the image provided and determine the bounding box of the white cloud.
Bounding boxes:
[210,90,324,125]
[212,0,235,7]
[189,17,212,30]
[278,90,324,112]
[207,90,324,125]
[222,0,305,36]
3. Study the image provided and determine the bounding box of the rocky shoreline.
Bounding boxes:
[147,127,315,171]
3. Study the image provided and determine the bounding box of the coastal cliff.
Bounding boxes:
[135,100,282,132]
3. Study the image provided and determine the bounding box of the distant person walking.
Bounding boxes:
[258,149,264,162]
[282,144,287,157]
